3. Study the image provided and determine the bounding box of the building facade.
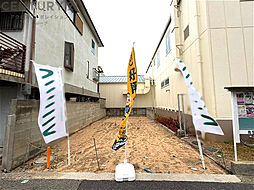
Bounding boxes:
[146,0,253,141]
[0,0,103,147]
[99,75,155,116]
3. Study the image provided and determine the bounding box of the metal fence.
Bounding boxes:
[0,32,26,74]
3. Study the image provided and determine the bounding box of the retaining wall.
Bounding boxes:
[2,99,106,171]
[106,108,146,117]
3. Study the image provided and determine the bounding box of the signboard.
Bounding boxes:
[236,92,254,130]
[226,87,254,162]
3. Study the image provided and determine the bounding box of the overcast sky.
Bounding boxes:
[83,0,171,76]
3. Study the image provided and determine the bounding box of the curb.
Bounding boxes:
[0,172,242,183]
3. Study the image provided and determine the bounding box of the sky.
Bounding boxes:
[83,0,171,76]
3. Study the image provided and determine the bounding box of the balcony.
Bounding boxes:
[0,32,26,78]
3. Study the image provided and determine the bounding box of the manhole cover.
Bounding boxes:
[34,156,54,165]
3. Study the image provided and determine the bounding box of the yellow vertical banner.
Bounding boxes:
[112,48,137,151]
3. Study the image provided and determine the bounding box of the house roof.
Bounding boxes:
[99,75,147,83]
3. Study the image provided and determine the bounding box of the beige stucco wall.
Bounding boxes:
[147,0,253,119]
[33,0,99,93]
[100,82,155,108]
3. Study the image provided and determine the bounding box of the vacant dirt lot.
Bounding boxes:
[16,117,225,174]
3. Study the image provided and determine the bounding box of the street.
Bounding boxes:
[1,179,253,190]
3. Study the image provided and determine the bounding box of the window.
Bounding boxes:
[64,42,74,71]
[0,12,24,31]
[63,0,75,22]
[57,0,84,35]
[66,5,74,21]
[165,77,169,86]
[166,31,171,54]
[91,40,95,55]
[161,77,169,88]
[161,81,164,88]
[75,14,83,34]
[157,50,160,68]
[86,61,89,79]
[184,25,189,41]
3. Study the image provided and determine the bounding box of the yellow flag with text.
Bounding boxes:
[112,48,137,151]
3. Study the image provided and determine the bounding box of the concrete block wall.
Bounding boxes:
[66,100,106,134]
[106,108,146,117]
[146,108,155,120]
[2,99,106,171]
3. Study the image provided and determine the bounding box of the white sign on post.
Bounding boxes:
[34,62,67,144]
[229,89,254,161]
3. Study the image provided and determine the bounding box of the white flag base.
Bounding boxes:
[115,162,135,182]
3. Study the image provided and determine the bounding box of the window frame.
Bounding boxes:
[161,77,169,89]
[91,39,95,55]
[161,81,165,88]
[86,61,90,79]
[184,25,189,41]
[164,77,169,87]
[157,50,160,68]
[64,41,74,71]
[56,0,83,35]
[165,31,171,55]
[0,11,24,31]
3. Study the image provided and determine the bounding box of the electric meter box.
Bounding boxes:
[21,83,31,95]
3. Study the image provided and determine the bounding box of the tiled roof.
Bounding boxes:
[99,75,146,83]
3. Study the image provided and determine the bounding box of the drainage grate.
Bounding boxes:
[204,147,218,153]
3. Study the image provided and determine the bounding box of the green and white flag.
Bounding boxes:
[34,62,67,144]
[177,59,224,135]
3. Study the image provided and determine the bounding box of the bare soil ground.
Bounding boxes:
[15,117,225,174]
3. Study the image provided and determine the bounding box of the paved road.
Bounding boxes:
[1,180,254,190]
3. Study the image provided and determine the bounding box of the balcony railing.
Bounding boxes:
[0,32,26,74]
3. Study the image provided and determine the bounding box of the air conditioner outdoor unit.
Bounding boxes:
[92,68,99,81]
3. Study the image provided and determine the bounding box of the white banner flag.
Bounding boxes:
[34,62,67,144]
[176,59,224,135]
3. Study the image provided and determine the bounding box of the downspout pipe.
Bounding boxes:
[18,0,36,83]
[28,17,36,83]
[194,0,205,139]
[194,0,204,98]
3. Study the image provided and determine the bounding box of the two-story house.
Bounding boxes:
[0,0,103,149]
[146,0,253,142]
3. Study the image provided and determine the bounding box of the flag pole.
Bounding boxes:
[123,41,134,163]
[124,119,128,164]
[67,133,71,166]
[195,130,206,169]
[60,66,71,167]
